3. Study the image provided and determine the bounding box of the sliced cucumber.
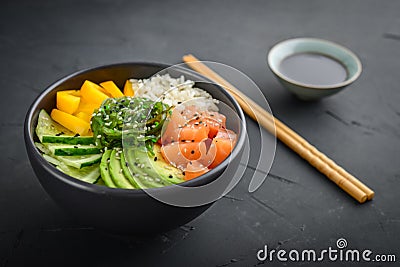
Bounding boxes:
[42,135,95,145]
[42,154,61,166]
[35,142,51,155]
[46,144,102,156]
[100,150,117,188]
[37,142,101,169]
[57,154,102,169]
[36,109,95,145]
[109,149,134,189]
[57,163,100,184]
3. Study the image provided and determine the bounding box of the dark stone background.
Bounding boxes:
[0,0,399,266]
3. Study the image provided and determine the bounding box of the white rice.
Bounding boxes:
[130,74,219,111]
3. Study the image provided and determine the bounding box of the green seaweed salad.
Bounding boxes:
[91,97,171,153]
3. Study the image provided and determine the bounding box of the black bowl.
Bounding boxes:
[24,62,246,235]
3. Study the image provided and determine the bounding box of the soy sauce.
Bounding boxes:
[279,53,347,86]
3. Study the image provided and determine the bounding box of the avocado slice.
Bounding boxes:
[123,144,185,189]
[151,144,185,184]
[109,149,135,189]
[120,151,141,189]
[123,147,168,189]
[100,150,117,188]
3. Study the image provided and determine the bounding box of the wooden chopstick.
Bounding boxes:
[183,54,374,203]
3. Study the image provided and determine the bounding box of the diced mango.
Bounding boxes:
[75,111,92,123]
[81,81,109,96]
[75,99,99,115]
[97,84,111,96]
[123,80,134,96]
[56,92,80,114]
[57,89,81,97]
[100,81,124,98]
[51,109,90,136]
[80,80,110,106]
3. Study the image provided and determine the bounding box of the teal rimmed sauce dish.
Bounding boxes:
[267,38,362,100]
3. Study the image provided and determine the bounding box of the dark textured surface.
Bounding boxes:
[1,0,399,266]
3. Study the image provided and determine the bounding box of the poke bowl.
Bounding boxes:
[24,62,246,235]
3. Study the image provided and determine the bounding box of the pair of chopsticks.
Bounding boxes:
[183,54,374,203]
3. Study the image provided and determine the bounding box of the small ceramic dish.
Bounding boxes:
[267,38,362,100]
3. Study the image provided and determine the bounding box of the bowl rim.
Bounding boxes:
[267,37,362,90]
[24,61,246,197]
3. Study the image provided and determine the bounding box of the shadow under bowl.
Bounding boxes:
[24,62,246,235]
[267,38,362,100]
